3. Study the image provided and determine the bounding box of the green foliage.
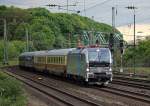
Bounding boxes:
[14,23,26,40]
[0,71,27,106]
[123,39,150,67]
[0,41,3,61]
[30,19,55,50]
[0,5,120,62]
[0,40,26,62]
[8,41,26,57]
[28,7,50,17]
[53,35,66,48]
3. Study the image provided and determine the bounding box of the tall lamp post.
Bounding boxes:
[126,6,138,75]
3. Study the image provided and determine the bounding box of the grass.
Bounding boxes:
[113,67,150,80]
[0,70,27,106]
[122,67,150,75]
[0,59,18,67]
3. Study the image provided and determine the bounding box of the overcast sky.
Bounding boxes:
[0,0,150,26]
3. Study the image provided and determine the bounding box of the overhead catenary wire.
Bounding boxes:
[117,16,150,27]
[80,0,112,12]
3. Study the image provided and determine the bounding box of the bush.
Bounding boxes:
[0,71,27,106]
[0,40,26,63]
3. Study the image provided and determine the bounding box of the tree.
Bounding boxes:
[123,39,150,67]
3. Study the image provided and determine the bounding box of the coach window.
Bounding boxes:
[38,57,40,63]
[59,57,61,64]
[51,57,52,63]
[56,57,57,64]
[49,57,51,63]
[56,57,58,64]
[48,57,50,63]
[52,57,54,63]
[59,57,60,64]
[53,57,54,63]
[37,57,40,63]
[61,57,63,64]
[41,57,43,63]
[57,57,59,64]
[54,57,56,64]
[60,57,62,64]
[50,57,52,63]
[58,56,60,64]
[40,57,42,63]
[52,56,54,63]
[54,57,55,64]
[55,57,56,64]
[62,56,64,64]
[60,56,62,64]
[53,57,55,63]
[51,57,53,63]
[58,57,59,64]
[64,56,65,64]
[47,57,48,63]
[42,57,44,63]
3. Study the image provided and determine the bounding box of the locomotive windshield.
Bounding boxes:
[88,48,111,67]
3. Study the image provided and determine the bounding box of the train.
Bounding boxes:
[19,46,113,86]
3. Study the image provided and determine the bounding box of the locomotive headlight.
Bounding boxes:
[109,68,112,71]
[86,68,89,72]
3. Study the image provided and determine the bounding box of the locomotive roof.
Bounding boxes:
[20,51,47,56]
[70,47,110,54]
[87,47,109,51]
[19,47,110,57]
[46,48,76,56]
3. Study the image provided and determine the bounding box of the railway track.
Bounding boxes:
[95,85,150,104]
[93,75,150,104]
[113,77,150,90]
[3,70,102,106]
[2,66,150,105]
[114,75,150,83]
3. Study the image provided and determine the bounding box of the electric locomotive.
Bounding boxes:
[19,46,113,85]
[67,46,113,85]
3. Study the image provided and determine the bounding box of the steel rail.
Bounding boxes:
[4,70,102,106]
[95,86,150,104]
